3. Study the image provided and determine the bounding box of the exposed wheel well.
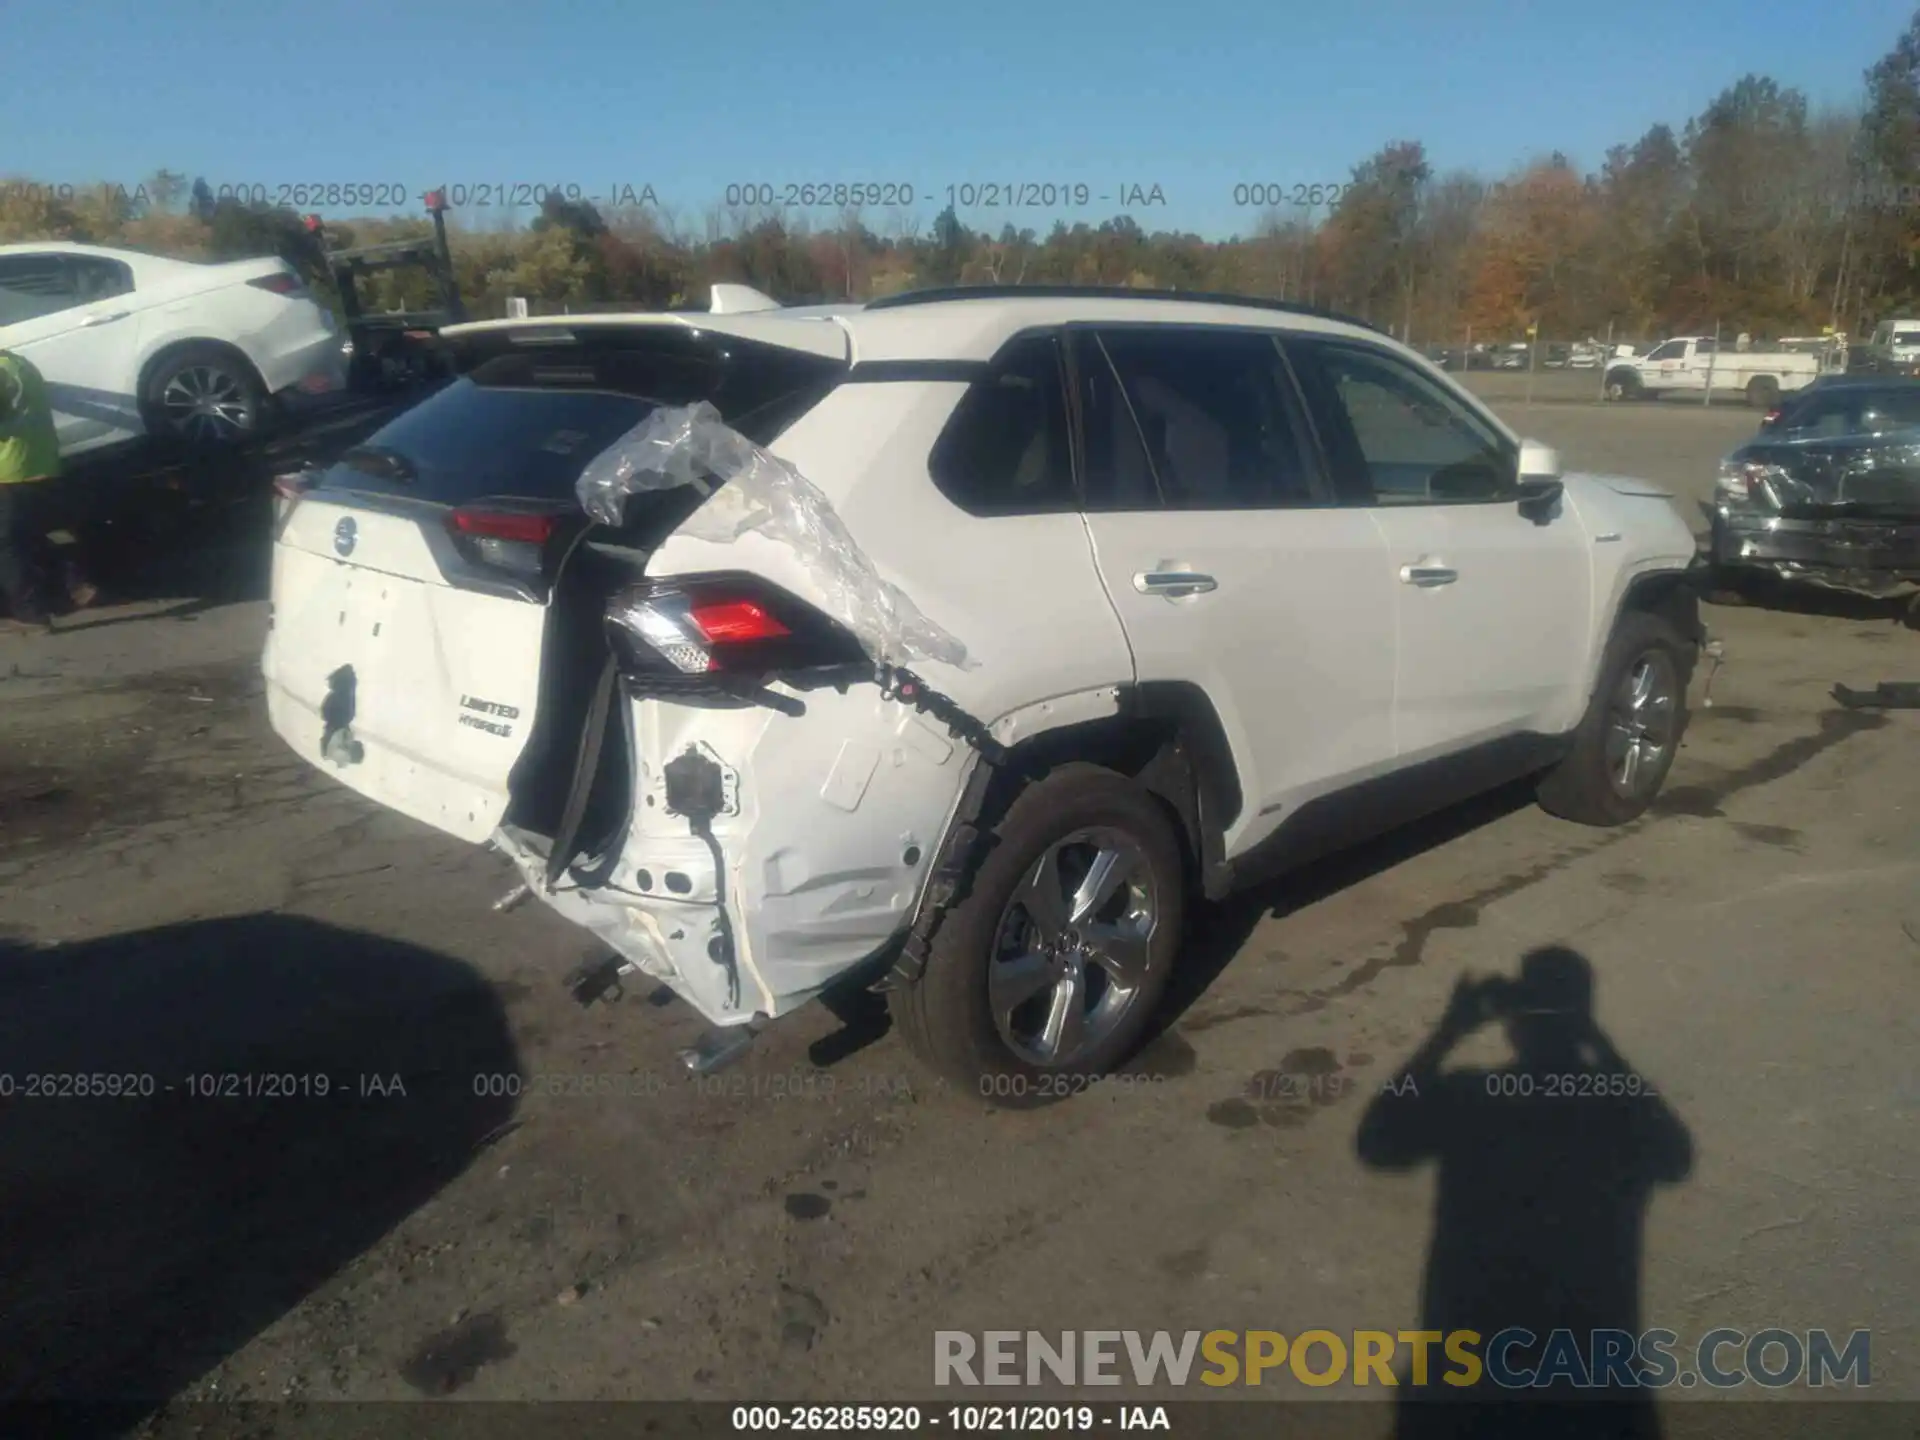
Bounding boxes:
[1618,567,1706,647]
[964,681,1243,902]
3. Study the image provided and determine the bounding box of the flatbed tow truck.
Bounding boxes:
[311,188,467,393]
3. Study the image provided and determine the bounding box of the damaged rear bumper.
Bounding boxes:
[1709,505,1920,598]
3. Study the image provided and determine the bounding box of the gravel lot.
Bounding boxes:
[1,395,1914,1433]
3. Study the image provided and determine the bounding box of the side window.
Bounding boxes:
[0,254,80,326]
[1287,340,1517,506]
[927,333,1075,515]
[1694,338,1718,356]
[1644,341,1682,362]
[67,257,134,303]
[1862,390,1920,430]
[1082,327,1322,511]
[1794,397,1858,437]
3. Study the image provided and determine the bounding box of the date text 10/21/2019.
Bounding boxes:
[728,1405,1172,1432]
[0,1072,408,1100]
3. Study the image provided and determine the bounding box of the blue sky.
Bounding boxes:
[6,0,1914,240]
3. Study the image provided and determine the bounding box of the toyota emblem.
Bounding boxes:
[333,515,357,557]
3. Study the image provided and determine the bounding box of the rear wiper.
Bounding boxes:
[339,444,417,483]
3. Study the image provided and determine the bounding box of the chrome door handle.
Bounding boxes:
[81,310,130,327]
[1133,570,1218,598]
[1399,564,1458,587]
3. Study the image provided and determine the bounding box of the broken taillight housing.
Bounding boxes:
[1716,459,1785,507]
[606,575,866,684]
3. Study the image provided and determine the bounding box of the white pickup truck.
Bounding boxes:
[1603,336,1823,409]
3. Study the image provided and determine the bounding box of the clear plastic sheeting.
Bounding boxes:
[577,402,973,670]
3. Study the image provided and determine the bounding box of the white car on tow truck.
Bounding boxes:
[1604,335,1823,409]
[0,241,345,458]
[263,284,1705,1100]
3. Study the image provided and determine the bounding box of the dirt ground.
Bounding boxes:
[0,395,1915,1433]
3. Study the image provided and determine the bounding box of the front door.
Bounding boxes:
[1285,338,1592,763]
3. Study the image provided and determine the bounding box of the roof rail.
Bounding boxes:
[863,284,1384,334]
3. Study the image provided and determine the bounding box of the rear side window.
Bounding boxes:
[68,256,133,302]
[1084,328,1322,510]
[312,333,843,507]
[926,334,1075,515]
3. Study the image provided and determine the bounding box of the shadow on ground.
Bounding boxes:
[1156,778,1540,1033]
[0,913,518,1429]
[1356,944,1693,1439]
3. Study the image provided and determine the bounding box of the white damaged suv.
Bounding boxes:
[263,284,1704,1095]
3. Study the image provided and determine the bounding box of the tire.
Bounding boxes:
[889,762,1186,1105]
[1536,611,1696,827]
[1604,369,1642,402]
[1746,376,1780,410]
[141,344,267,451]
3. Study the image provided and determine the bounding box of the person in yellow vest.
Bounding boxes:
[0,350,96,631]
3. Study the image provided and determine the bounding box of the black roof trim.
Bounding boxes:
[863,285,1385,336]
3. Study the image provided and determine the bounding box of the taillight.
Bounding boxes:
[449,509,557,544]
[248,271,305,296]
[445,506,569,583]
[606,575,864,683]
[1761,407,1782,427]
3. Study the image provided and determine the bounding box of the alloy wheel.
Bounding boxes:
[159,365,254,443]
[988,828,1159,1068]
[1604,651,1679,799]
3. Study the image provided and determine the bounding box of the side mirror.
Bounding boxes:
[1516,438,1563,519]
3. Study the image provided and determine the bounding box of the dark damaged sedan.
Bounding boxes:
[1711,378,1920,606]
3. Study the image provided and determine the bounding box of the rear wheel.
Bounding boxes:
[890,763,1185,1105]
[1746,375,1780,410]
[1604,369,1642,402]
[142,345,267,450]
[1536,611,1694,826]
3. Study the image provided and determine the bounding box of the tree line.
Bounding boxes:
[5,8,1919,343]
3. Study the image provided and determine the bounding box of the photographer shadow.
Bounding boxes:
[1356,945,1693,1440]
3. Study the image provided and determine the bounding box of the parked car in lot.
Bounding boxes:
[1713,376,1920,601]
[1605,335,1823,408]
[1850,318,1920,377]
[263,283,1705,1097]
[0,241,345,460]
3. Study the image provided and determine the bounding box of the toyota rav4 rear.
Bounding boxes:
[265,288,1703,1102]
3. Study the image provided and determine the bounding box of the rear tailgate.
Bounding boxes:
[262,321,850,845]
[267,493,554,842]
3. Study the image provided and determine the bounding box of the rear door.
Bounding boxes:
[263,326,847,843]
[1071,324,1398,860]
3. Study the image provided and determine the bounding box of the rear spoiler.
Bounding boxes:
[708,283,782,314]
[438,289,854,361]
